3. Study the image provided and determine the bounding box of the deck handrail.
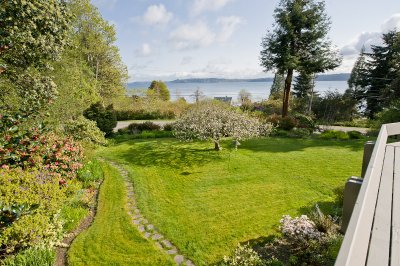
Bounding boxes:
[335,122,400,266]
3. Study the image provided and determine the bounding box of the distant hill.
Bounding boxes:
[127,73,350,87]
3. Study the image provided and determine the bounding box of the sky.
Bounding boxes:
[92,0,400,82]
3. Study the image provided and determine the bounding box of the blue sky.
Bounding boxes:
[92,0,400,82]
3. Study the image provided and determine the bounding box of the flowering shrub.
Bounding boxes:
[280,215,322,244]
[0,117,84,180]
[174,101,269,150]
[63,117,106,145]
[223,243,265,266]
[41,134,84,179]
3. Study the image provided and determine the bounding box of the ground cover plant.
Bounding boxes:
[67,161,174,265]
[95,137,364,264]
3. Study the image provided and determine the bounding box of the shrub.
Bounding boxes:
[266,115,298,131]
[0,168,66,254]
[63,117,106,145]
[83,102,117,137]
[223,243,265,266]
[287,128,311,138]
[309,205,339,234]
[162,123,174,131]
[319,130,349,140]
[293,113,316,132]
[1,247,55,266]
[126,121,161,134]
[347,130,364,139]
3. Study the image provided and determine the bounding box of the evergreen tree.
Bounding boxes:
[269,73,285,100]
[349,30,400,118]
[293,71,314,113]
[260,0,341,117]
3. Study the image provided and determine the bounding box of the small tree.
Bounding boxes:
[174,101,265,151]
[83,102,117,136]
[148,80,170,101]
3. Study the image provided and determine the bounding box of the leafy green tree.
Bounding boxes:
[68,0,127,102]
[260,0,341,117]
[269,73,285,100]
[0,0,71,116]
[148,80,171,101]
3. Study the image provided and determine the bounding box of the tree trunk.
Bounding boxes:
[282,68,294,117]
[308,73,316,115]
[214,141,222,151]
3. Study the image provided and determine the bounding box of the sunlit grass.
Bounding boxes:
[96,137,364,265]
[67,161,174,265]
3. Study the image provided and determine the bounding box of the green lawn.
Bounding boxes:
[95,137,364,265]
[68,161,174,265]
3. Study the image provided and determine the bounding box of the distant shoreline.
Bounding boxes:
[128,73,350,86]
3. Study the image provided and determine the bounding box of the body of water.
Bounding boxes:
[128,80,348,103]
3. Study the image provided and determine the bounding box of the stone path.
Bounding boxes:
[107,161,195,266]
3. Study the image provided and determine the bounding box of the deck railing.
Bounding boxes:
[335,122,400,265]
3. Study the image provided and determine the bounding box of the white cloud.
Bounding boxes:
[142,4,173,26]
[217,16,244,42]
[381,13,400,32]
[135,43,152,57]
[181,56,194,65]
[192,0,234,15]
[170,21,216,50]
[340,13,400,57]
[340,32,382,56]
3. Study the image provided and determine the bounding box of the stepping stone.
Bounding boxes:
[146,224,154,231]
[141,219,148,224]
[152,234,163,240]
[133,214,142,219]
[166,249,177,255]
[138,225,145,232]
[133,219,141,225]
[134,208,140,214]
[185,260,195,266]
[155,242,163,249]
[144,232,152,239]
[174,255,185,265]
[162,240,173,249]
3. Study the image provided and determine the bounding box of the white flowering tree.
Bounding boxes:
[174,101,271,150]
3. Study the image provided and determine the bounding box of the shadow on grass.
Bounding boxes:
[239,137,365,153]
[109,139,223,169]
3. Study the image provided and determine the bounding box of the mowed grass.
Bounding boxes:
[67,161,174,265]
[96,137,364,265]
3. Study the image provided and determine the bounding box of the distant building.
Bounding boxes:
[214,96,232,105]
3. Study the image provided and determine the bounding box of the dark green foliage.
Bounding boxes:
[269,73,285,100]
[349,31,400,118]
[163,123,174,131]
[148,80,170,101]
[347,131,364,139]
[83,102,117,137]
[312,90,358,122]
[374,100,400,126]
[293,113,316,132]
[260,0,341,116]
[278,116,298,131]
[126,122,161,134]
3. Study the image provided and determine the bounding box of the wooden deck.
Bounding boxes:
[336,122,400,266]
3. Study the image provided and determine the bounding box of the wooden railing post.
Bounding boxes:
[341,177,363,233]
[361,141,375,178]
